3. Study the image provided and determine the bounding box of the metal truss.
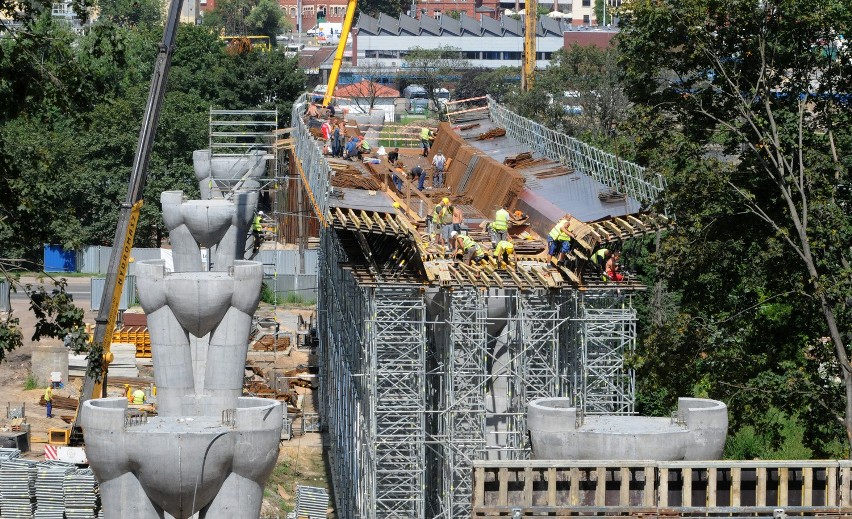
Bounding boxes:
[487,96,667,209]
[367,287,427,518]
[442,288,488,518]
[579,294,637,415]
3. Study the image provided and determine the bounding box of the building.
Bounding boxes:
[353,11,611,70]
[333,80,399,120]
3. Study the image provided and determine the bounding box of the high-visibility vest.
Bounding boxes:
[495,240,514,257]
[433,204,452,224]
[420,127,431,140]
[548,219,570,241]
[361,140,371,151]
[461,234,478,251]
[592,248,610,266]
[253,215,263,232]
[44,387,52,402]
[132,390,145,405]
[492,208,510,231]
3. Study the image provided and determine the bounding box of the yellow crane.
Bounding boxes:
[522,0,537,92]
[322,0,358,107]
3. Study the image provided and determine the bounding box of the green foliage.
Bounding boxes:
[245,0,284,40]
[360,0,405,18]
[507,45,629,140]
[618,0,852,455]
[98,0,164,27]
[23,374,39,390]
[28,278,86,348]
[260,282,277,304]
[453,67,518,104]
[724,410,824,460]
[0,313,24,366]
[403,46,468,119]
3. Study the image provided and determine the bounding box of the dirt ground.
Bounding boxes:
[0,277,332,517]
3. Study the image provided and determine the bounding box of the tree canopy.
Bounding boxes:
[617,0,852,456]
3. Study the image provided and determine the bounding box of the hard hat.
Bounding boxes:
[258,211,264,215]
[450,231,459,238]
[442,197,450,204]
[514,210,523,218]
[392,202,401,209]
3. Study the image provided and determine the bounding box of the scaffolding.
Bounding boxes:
[292,98,644,519]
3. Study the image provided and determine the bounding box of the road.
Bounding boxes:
[10,276,93,311]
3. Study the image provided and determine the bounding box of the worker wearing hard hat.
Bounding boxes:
[451,231,486,265]
[432,197,454,251]
[493,239,517,266]
[488,206,511,245]
[252,211,264,253]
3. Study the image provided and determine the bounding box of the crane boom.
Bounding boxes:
[522,0,537,91]
[322,0,358,107]
[71,0,185,444]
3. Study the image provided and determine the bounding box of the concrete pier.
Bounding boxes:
[82,188,281,519]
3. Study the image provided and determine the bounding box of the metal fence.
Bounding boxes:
[291,98,332,226]
[0,279,10,313]
[90,276,136,312]
[487,96,667,208]
[77,246,162,274]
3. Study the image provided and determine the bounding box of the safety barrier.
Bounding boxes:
[487,96,667,208]
[473,460,852,517]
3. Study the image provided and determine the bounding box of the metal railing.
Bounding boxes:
[473,460,852,517]
[291,99,332,225]
[487,96,667,208]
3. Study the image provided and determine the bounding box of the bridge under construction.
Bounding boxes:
[284,96,669,518]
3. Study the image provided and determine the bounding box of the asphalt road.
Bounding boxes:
[10,276,94,313]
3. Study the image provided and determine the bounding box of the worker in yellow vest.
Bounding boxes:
[451,231,486,265]
[488,207,511,244]
[432,198,454,250]
[493,240,516,266]
[44,386,53,418]
[420,127,433,156]
[252,211,264,253]
[547,215,574,266]
[132,389,146,405]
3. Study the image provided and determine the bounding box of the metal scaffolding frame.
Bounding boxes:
[295,98,642,519]
[442,288,488,518]
[579,294,637,416]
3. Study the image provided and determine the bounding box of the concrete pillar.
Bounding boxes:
[31,344,68,387]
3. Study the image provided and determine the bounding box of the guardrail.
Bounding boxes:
[291,99,332,226]
[473,460,852,517]
[487,96,667,209]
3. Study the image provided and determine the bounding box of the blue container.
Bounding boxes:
[43,244,77,272]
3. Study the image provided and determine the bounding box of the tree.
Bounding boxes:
[97,0,164,27]
[453,67,519,105]
[360,0,405,18]
[245,0,284,40]
[508,45,629,141]
[619,0,852,455]
[403,46,468,117]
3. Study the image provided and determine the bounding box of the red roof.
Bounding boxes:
[334,81,400,99]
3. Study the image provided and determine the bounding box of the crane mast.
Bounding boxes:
[522,0,537,91]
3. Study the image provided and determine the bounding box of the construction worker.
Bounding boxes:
[433,197,454,250]
[590,248,612,280]
[44,385,53,418]
[391,166,404,191]
[252,211,264,253]
[547,215,574,265]
[413,165,426,191]
[451,231,486,265]
[431,150,446,188]
[388,147,399,164]
[488,206,511,244]
[420,127,433,156]
[606,251,624,282]
[132,388,146,405]
[494,239,517,266]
